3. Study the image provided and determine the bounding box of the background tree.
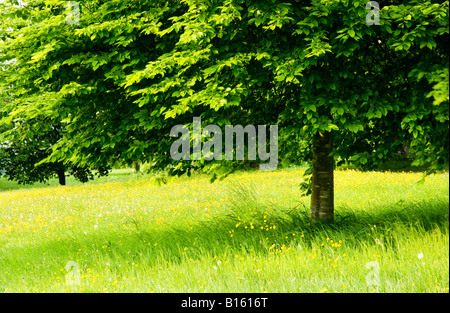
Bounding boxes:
[0,21,109,186]
[0,0,448,222]
[0,103,110,185]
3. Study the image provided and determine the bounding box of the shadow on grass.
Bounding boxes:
[1,182,449,273]
[102,197,448,269]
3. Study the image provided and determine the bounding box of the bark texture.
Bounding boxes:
[310,131,334,223]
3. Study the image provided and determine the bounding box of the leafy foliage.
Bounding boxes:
[0,0,448,182]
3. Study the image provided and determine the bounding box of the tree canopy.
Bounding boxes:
[1,0,448,220]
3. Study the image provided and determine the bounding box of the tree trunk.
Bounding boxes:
[310,131,334,224]
[57,168,66,186]
[134,161,140,173]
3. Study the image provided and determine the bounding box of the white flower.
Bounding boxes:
[213,266,217,270]
[94,225,98,229]
[418,253,423,259]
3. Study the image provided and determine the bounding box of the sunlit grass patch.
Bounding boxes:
[0,169,448,293]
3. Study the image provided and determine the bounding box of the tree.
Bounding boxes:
[0,119,67,185]
[0,108,110,186]
[1,0,448,222]
[0,1,111,185]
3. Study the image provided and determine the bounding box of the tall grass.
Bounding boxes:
[0,169,448,293]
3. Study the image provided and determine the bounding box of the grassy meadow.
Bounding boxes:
[0,168,448,293]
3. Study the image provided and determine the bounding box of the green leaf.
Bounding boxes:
[359,156,368,165]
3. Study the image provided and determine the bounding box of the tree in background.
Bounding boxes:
[0,110,110,185]
[0,0,448,222]
[0,41,109,186]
